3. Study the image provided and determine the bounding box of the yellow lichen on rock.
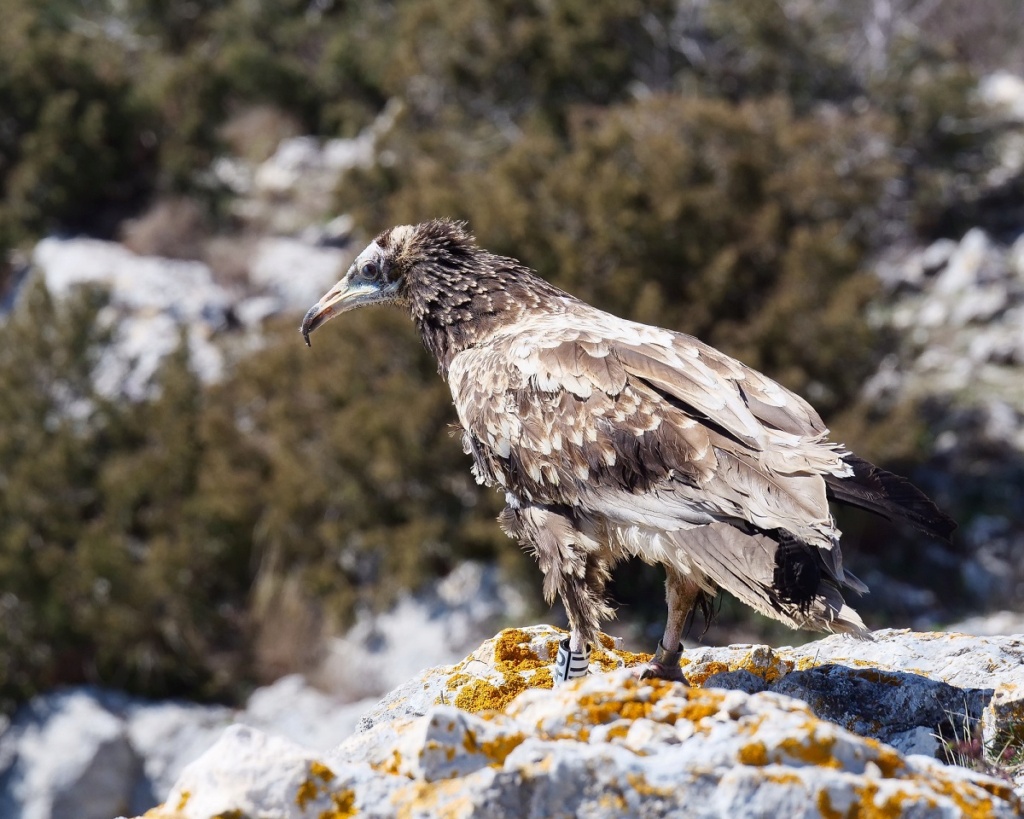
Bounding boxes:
[440,628,558,714]
[297,760,339,810]
[737,647,794,683]
[625,771,675,799]
[777,728,843,769]
[318,789,359,819]
[393,778,477,819]
[444,672,470,691]
[683,660,731,687]
[452,673,527,713]
[493,628,549,672]
[738,740,769,766]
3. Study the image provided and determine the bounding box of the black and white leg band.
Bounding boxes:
[553,637,591,684]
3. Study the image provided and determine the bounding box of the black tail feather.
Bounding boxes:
[825,454,957,543]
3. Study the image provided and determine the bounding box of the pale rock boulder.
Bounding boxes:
[130,626,1023,819]
[0,690,141,819]
[30,238,231,397]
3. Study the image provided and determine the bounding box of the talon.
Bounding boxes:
[634,641,688,683]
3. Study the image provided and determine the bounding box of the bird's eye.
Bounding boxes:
[360,261,381,281]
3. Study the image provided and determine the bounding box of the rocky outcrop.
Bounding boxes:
[129,626,1023,818]
[0,563,526,819]
[868,225,1024,617]
[24,234,351,399]
[0,677,372,819]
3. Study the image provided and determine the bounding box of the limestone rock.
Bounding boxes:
[0,689,141,819]
[130,626,1023,818]
[29,238,231,397]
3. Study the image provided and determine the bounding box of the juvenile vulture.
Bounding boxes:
[301,219,955,683]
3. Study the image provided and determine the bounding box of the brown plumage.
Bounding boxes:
[300,219,955,679]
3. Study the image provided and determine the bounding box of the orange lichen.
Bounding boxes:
[817,789,845,819]
[930,775,1021,816]
[311,761,336,782]
[296,778,319,810]
[853,780,940,819]
[444,672,471,691]
[479,732,527,766]
[493,628,548,672]
[683,661,730,687]
[453,673,527,713]
[737,740,769,766]
[777,732,842,769]
[560,682,724,742]
[737,649,793,683]
[531,666,554,689]
[297,760,340,810]
[860,737,904,779]
[320,789,358,819]
[372,748,405,778]
[625,772,674,799]
[606,723,631,741]
[175,790,190,811]
[598,791,628,811]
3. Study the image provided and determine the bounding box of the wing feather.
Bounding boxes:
[448,308,847,546]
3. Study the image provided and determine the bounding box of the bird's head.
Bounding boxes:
[300,219,474,346]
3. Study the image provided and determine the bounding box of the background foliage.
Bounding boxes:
[1,0,1021,712]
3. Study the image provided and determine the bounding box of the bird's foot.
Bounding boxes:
[553,637,591,684]
[634,641,688,684]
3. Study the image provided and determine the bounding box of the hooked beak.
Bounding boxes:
[300,277,379,347]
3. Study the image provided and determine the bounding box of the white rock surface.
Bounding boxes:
[122,700,233,809]
[23,231,355,397]
[949,610,1024,637]
[30,238,232,397]
[0,690,140,819]
[134,626,1023,819]
[6,626,1022,819]
[247,237,349,311]
[0,677,369,819]
[316,561,528,701]
[980,72,1024,123]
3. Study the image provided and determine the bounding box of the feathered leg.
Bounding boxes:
[497,502,613,684]
[552,553,615,683]
[638,568,702,683]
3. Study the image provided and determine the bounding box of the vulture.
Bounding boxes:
[300,219,955,683]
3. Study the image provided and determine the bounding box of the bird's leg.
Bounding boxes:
[552,554,613,684]
[637,568,702,683]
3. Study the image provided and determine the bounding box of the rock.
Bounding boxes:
[238,674,374,752]
[0,689,141,819]
[20,231,354,397]
[238,101,399,234]
[123,700,233,811]
[29,238,231,397]
[145,725,376,819]
[130,626,1023,819]
[865,226,1024,618]
[247,237,350,312]
[980,72,1024,123]
[950,610,1024,637]
[128,626,1024,818]
[0,676,373,819]
[316,561,528,702]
